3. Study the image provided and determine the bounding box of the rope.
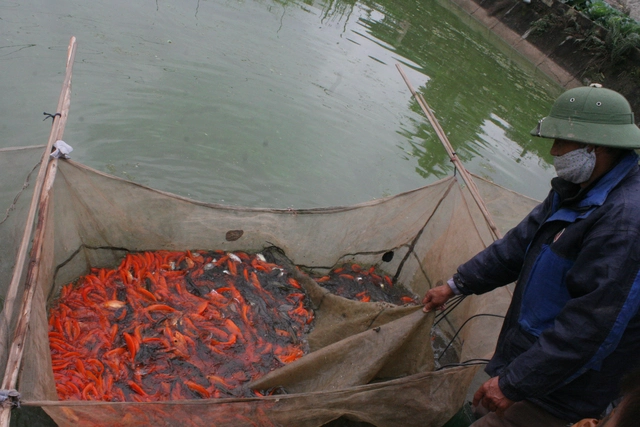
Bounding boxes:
[0,160,41,225]
[0,390,20,409]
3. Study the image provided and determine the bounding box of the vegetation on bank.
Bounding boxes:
[485,0,640,119]
[564,0,640,63]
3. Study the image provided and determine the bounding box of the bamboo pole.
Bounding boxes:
[396,64,502,241]
[0,36,76,425]
[0,161,57,425]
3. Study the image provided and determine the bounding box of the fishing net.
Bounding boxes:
[0,146,540,427]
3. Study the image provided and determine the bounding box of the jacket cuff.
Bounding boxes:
[446,278,461,295]
[498,376,526,402]
[451,273,475,296]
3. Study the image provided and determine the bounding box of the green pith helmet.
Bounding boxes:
[531,85,640,149]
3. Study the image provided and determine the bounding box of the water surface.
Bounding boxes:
[1,0,561,208]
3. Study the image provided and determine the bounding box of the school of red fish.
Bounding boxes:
[49,250,313,402]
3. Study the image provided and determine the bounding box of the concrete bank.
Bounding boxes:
[447,0,640,122]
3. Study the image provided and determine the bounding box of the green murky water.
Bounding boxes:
[1,0,561,208]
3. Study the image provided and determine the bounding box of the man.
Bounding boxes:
[423,85,640,426]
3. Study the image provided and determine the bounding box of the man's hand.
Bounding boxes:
[422,280,454,312]
[473,376,515,417]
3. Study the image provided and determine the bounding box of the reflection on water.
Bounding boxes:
[1,0,560,209]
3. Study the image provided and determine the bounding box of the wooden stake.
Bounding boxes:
[0,36,76,426]
[396,64,502,241]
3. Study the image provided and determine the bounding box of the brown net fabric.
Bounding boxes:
[0,146,44,375]
[0,147,540,426]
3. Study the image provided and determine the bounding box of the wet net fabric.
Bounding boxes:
[0,148,540,427]
[0,146,45,381]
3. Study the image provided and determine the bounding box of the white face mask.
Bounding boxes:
[553,146,596,184]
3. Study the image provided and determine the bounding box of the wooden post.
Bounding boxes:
[0,36,76,426]
[396,64,502,241]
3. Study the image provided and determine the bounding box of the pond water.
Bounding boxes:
[1,0,561,209]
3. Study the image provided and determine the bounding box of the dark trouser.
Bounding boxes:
[470,401,571,427]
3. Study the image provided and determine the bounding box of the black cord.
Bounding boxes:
[433,294,466,326]
[436,359,490,371]
[437,313,505,361]
[43,112,61,121]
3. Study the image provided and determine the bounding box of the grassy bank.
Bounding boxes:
[564,0,640,63]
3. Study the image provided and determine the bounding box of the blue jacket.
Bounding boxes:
[453,151,640,422]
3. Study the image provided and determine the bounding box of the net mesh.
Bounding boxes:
[0,147,540,426]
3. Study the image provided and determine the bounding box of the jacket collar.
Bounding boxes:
[549,151,639,221]
[576,150,639,208]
